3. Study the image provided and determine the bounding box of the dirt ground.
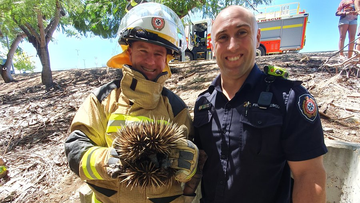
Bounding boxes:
[0,51,359,202]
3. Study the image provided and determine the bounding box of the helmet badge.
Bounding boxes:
[152,17,165,31]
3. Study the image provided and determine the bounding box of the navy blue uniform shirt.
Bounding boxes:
[193,64,327,203]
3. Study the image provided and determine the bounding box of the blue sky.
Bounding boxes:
[21,0,344,72]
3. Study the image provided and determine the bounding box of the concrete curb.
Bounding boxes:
[324,139,360,203]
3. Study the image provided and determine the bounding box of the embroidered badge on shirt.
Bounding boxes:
[152,17,165,31]
[298,94,317,122]
[198,103,211,111]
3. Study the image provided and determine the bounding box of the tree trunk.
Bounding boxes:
[0,33,26,83]
[37,44,53,88]
[1,62,14,83]
[5,36,15,74]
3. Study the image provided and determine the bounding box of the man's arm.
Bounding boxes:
[288,156,326,203]
[183,150,207,197]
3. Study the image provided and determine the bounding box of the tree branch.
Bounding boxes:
[45,0,64,44]
[11,14,39,47]
[7,32,27,62]
[25,23,41,43]
[12,17,28,35]
[36,9,46,46]
[2,32,26,81]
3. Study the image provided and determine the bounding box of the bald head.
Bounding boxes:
[210,4,261,87]
[212,5,258,45]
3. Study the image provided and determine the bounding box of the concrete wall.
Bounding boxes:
[324,139,360,203]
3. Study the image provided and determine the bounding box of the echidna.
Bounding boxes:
[112,119,186,189]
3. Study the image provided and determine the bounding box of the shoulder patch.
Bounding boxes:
[297,94,318,122]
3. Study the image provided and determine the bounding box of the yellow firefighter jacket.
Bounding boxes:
[65,65,193,203]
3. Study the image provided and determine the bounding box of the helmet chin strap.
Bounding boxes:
[106,47,174,78]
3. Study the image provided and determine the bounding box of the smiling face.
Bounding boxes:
[128,41,167,80]
[212,6,261,82]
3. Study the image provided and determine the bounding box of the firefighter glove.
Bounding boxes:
[169,138,199,182]
[106,147,123,179]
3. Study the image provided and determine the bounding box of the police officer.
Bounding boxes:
[65,3,198,203]
[189,5,327,203]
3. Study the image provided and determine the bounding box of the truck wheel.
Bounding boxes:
[256,46,265,56]
[185,52,193,62]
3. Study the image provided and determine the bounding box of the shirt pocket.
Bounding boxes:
[239,108,283,157]
[193,109,213,151]
[193,110,213,128]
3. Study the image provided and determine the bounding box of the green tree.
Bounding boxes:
[11,0,66,89]
[0,0,26,82]
[14,51,35,73]
[0,0,81,89]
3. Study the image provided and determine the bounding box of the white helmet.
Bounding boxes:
[117,2,186,56]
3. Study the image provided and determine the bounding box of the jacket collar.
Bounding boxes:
[120,65,168,109]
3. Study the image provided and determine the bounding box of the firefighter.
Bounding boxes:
[65,3,198,203]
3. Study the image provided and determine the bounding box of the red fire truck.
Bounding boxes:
[183,18,213,61]
[256,2,309,56]
[182,2,308,60]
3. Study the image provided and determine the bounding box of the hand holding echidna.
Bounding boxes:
[167,135,198,182]
[108,120,199,189]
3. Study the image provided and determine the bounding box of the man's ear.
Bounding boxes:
[211,42,215,55]
[256,28,261,48]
